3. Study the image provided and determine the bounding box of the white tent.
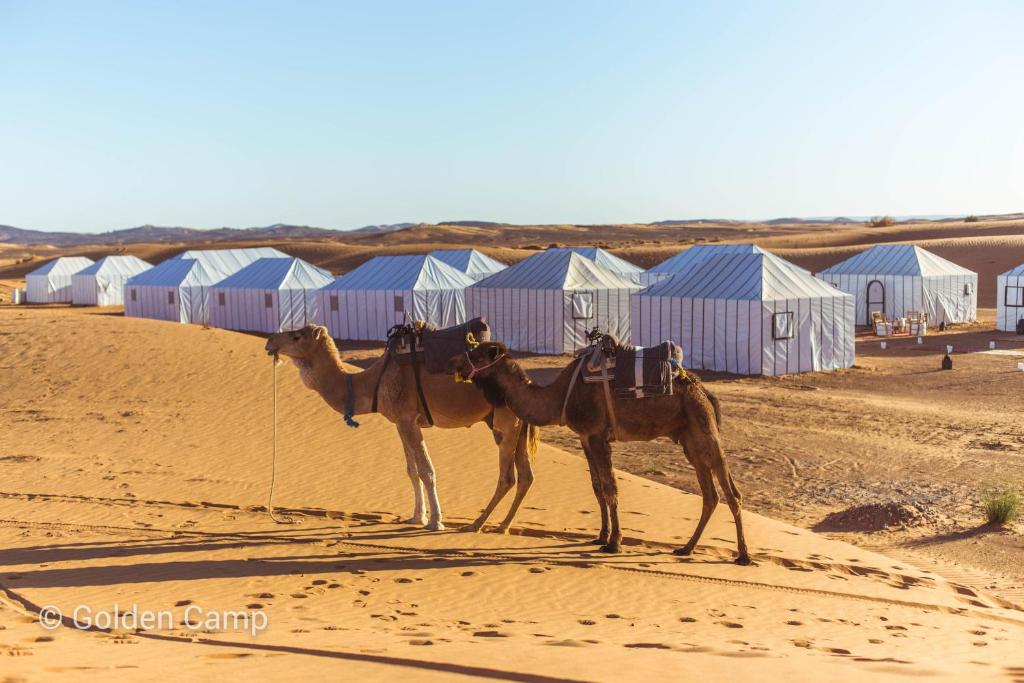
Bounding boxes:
[25,257,94,303]
[466,250,641,354]
[71,255,152,306]
[124,247,286,324]
[319,255,475,341]
[641,243,809,286]
[429,249,507,281]
[632,252,855,376]
[996,263,1024,332]
[211,257,334,333]
[818,245,977,326]
[547,247,644,283]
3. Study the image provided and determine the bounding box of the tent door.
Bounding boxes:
[866,280,885,324]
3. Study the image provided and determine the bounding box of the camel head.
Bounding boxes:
[265,324,334,362]
[448,341,511,383]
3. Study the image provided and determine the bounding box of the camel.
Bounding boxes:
[448,340,750,565]
[265,324,537,533]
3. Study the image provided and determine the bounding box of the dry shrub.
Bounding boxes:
[981,486,1023,526]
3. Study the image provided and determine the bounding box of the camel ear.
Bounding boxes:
[312,326,325,341]
[488,345,500,360]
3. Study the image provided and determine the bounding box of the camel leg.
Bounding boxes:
[580,438,610,545]
[673,452,718,557]
[587,435,621,553]
[396,421,444,531]
[398,430,427,526]
[711,459,750,565]
[460,424,516,533]
[493,421,536,533]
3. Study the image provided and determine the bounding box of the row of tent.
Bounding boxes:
[24,244,1022,375]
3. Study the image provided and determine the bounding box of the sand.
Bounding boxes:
[2,307,1023,681]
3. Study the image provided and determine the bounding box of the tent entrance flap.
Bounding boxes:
[866,280,885,324]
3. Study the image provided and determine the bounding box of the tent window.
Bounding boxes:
[130,289,136,302]
[329,295,339,312]
[167,291,174,305]
[772,312,795,340]
[963,282,972,296]
[218,292,226,306]
[393,295,404,313]
[571,292,593,320]
[1007,286,1024,307]
[264,293,273,308]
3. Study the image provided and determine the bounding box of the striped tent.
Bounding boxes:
[125,247,286,324]
[467,250,641,354]
[640,244,808,286]
[632,252,855,376]
[211,257,334,333]
[71,255,152,306]
[25,257,94,303]
[818,245,977,326]
[319,255,474,341]
[428,249,507,281]
[997,263,1024,332]
[546,247,644,283]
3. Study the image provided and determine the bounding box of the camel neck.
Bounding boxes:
[489,358,576,427]
[303,348,383,417]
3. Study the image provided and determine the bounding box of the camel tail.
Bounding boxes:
[518,421,539,460]
[705,389,723,427]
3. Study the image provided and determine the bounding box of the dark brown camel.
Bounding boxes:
[448,341,749,565]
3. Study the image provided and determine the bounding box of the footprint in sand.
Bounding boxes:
[246,603,263,609]
[474,630,511,638]
[578,619,596,626]
[679,617,697,623]
[174,600,193,607]
[625,643,670,649]
[718,622,744,629]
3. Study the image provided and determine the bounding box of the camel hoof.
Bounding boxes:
[459,523,483,533]
[673,546,694,556]
[599,543,621,554]
[402,516,427,526]
[589,537,609,545]
[734,555,752,566]
[426,521,446,532]
[491,525,510,535]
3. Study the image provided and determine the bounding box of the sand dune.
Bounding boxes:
[1,308,1023,680]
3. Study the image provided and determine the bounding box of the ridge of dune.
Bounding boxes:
[1,308,1023,680]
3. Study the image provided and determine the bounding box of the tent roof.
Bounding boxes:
[648,243,809,275]
[323,255,475,291]
[27,256,94,277]
[213,257,334,290]
[428,249,507,278]
[126,257,217,288]
[642,252,849,301]
[546,247,643,275]
[173,247,288,279]
[1001,263,1024,278]
[75,255,152,278]
[472,250,640,290]
[819,245,975,277]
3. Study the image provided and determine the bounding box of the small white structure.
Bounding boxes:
[632,252,855,376]
[467,250,641,354]
[25,257,94,303]
[641,243,808,286]
[429,249,507,281]
[818,245,977,326]
[124,247,286,324]
[71,255,153,306]
[547,247,644,283]
[997,263,1024,332]
[319,255,475,341]
[210,257,333,333]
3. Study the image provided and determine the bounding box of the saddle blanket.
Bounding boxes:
[581,340,682,399]
[392,317,491,374]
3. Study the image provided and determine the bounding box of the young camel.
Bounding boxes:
[449,341,750,565]
[265,325,537,533]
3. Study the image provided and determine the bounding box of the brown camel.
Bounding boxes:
[448,341,750,565]
[265,325,537,533]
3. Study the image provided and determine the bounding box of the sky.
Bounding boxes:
[1,1,1023,233]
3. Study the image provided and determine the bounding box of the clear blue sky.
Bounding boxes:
[2,1,1022,232]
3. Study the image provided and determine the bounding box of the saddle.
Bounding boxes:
[374,317,491,427]
[389,317,491,374]
[579,333,683,399]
